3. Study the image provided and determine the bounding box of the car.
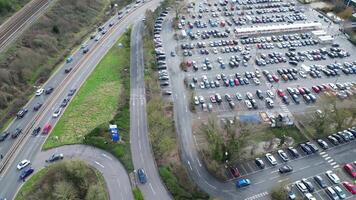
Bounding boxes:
[314,175,327,188]
[266,90,274,98]
[229,167,240,177]
[64,67,72,73]
[45,87,54,94]
[328,136,339,145]
[0,131,10,142]
[68,89,76,96]
[300,143,312,154]
[317,139,329,149]
[326,187,340,200]
[279,165,293,173]
[277,150,289,162]
[266,153,277,165]
[305,193,316,200]
[137,168,147,184]
[236,178,251,188]
[295,180,308,193]
[32,127,41,136]
[306,142,319,152]
[66,56,73,63]
[287,147,299,158]
[235,93,243,101]
[60,98,69,107]
[19,168,34,181]
[245,100,252,109]
[302,178,315,193]
[16,109,28,119]
[288,191,296,200]
[333,185,346,199]
[326,170,340,184]
[33,103,43,111]
[17,159,30,170]
[256,89,264,99]
[11,128,22,138]
[276,89,285,97]
[52,108,62,118]
[45,154,64,163]
[35,88,44,96]
[255,158,265,169]
[344,163,356,178]
[342,181,356,194]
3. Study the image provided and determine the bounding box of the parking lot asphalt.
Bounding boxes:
[158,0,356,199]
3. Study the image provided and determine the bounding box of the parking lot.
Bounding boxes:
[161,0,356,119]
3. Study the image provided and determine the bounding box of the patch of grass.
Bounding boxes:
[15,160,108,200]
[44,30,133,171]
[133,187,144,200]
[252,126,307,144]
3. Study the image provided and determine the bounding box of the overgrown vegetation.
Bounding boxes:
[0,0,112,130]
[0,0,30,24]
[44,30,133,171]
[144,3,209,199]
[16,160,108,200]
[296,94,356,138]
[133,187,144,200]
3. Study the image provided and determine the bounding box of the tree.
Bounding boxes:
[53,181,79,200]
[52,25,60,34]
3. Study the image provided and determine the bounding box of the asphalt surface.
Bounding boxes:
[0,0,162,199]
[29,145,133,200]
[160,1,356,200]
[130,21,171,200]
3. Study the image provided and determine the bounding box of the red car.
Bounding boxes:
[312,86,320,93]
[210,95,217,103]
[342,181,356,194]
[276,89,285,97]
[234,79,240,86]
[344,163,356,178]
[229,167,240,178]
[298,87,305,95]
[272,75,279,82]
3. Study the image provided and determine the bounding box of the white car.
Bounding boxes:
[253,78,260,85]
[17,159,30,170]
[295,180,308,193]
[35,88,44,96]
[325,170,340,184]
[266,90,274,98]
[52,108,62,118]
[244,100,252,109]
[266,153,277,165]
[305,193,316,200]
[193,96,199,105]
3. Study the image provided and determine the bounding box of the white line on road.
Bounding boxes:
[187,161,193,170]
[253,180,265,185]
[269,175,279,180]
[319,152,326,155]
[330,162,337,166]
[204,180,217,189]
[328,159,334,163]
[299,165,310,171]
[277,178,289,183]
[321,154,328,158]
[197,158,202,167]
[314,161,324,166]
[270,170,278,174]
[94,161,105,168]
[193,135,198,146]
[101,153,113,160]
[333,165,340,169]
[325,156,331,160]
[149,183,156,194]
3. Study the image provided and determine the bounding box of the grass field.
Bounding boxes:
[43,30,133,171]
[15,160,108,200]
[133,187,144,200]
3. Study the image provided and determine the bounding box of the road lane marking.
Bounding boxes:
[314,161,324,166]
[149,183,156,194]
[269,175,279,180]
[270,170,279,174]
[253,180,265,185]
[325,156,331,160]
[94,161,104,168]
[321,154,328,158]
[101,153,112,160]
[330,162,337,166]
[299,165,310,171]
[187,161,193,170]
[333,165,340,169]
[327,159,334,163]
[277,178,289,183]
[204,180,217,189]
[319,152,326,155]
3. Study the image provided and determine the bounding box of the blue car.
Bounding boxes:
[236,178,251,188]
[137,168,147,184]
[66,56,73,63]
[20,168,34,181]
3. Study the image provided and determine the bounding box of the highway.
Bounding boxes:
[0,0,54,53]
[130,21,172,200]
[0,0,163,199]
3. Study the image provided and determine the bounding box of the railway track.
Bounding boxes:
[0,0,50,52]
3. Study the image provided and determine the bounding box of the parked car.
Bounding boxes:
[229,167,240,177]
[302,178,315,193]
[325,187,340,200]
[295,181,308,193]
[0,131,10,142]
[35,88,44,96]
[255,158,265,169]
[342,181,356,194]
[45,154,64,163]
[344,163,356,178]
[279,165,293,174]
[317,139,329,149]
[17,159,30,170]
[236,178,251,188]
[16,109,28,119]
[314,175,327,188]
[52,108,62,118]
[277,150,289,162]
[300,143,312,154]
[287,147,299,158]
[19,168,34,181]
[333,185,346,199]
[326,170,340,184]
[32,127,41,136]
[266,153,277,165]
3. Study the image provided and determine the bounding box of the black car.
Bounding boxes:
[45,87,54,95]
[12,128,22,139]
[16,109,28,119]
[60,98,69,107]
[64,68,72,73]
[301,178,314,193]
[300,143,312,154]
[32,127,41,136]
[332,133,344,143]
[45,153,64,162]
[337,132,349,142]
[83,47,89,54]
[33,103,43,111]
[306,142,319,153]
[68,89,77,96]
[314,175,327,188]
[287,147,299,158]
[279,165,293,174]
[327,136,339,145]
[255,158,265,169]
[317,139,329,149]
[0,131,10,142]
[19,168,34,181]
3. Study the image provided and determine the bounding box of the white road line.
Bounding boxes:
[314,161,324,166]
[333,165,340,169]
[328,159,334,163]
[319,152,326,155]
[254,180,265,185]
[94,161,105,168]
[322,154,328,158]
[324,156,331,160]
[330,162,337,166]
[204,180,217,189]
[197,158,202,167]
[101,153,113,160]
[269,175,279,180]
[270,170,279,174]
[149,183,156,194]
[299,165,311,171]
[187,161,193,170]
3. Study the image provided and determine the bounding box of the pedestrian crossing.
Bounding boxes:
[319,151,339,169]
[244,191,269,200]
[280,104,291,115]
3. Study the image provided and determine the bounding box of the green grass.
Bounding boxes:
[15,161,108,200]
[252,126,307,144]
[133,187,144,200]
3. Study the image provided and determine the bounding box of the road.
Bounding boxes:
[130,21,172,200]
[0,0,54,53]
[0,0,162,199]
[28,145,133,200]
